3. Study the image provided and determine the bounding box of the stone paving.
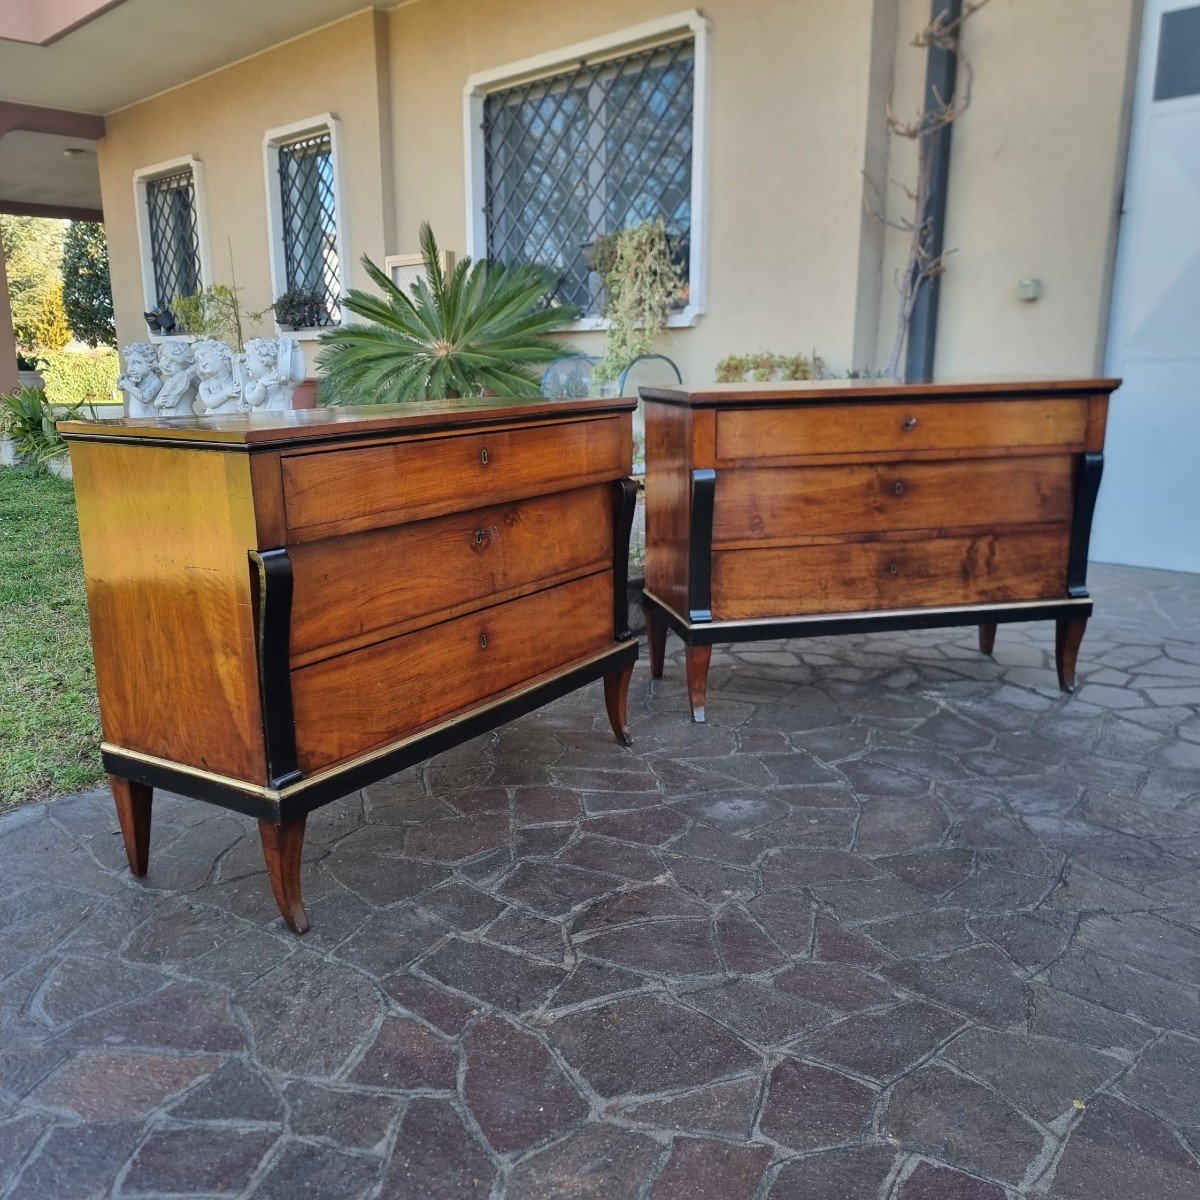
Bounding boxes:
[2,562,1199,1199]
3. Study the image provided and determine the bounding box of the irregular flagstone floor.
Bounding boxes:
[2,562,1200,1199]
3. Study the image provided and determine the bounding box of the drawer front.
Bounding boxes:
[282,416,628,541]
[291,570,615,773]
[716,399,1089,464]
[289,485,613,662]
[713,456,1075,544]
[712,530,1070,619]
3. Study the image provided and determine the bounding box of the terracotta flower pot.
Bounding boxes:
[291,378,319,409]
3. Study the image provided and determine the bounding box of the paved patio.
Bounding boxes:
[1,563,1198,1200]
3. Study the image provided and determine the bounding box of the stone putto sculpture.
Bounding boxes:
[241,336,306,412]
[193,338,243,415]
[119,334,303,418]
[154,341,201,417]
[116,343,163,418]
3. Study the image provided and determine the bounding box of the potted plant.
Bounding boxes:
[591,218,685,389]
[175,283,269,349]
[142,305,176,335]
[272,287,327,332]
[715,351,823,383]
[317,223,579,403]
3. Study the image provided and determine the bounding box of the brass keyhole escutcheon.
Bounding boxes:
[480,447,489,465]
[475,529,486,545]
[474,527,498,546]
[903,416,918,431]
[889,561,899,575]
[894,480,905,496]
[480,633,489,649]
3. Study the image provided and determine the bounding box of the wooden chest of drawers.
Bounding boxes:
[61,397,638,932]
[641,379,1118,721]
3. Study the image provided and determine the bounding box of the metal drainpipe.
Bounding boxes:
[904,0,963,384]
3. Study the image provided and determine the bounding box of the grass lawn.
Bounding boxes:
[0,466,102,806]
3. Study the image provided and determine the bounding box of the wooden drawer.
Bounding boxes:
[291,570,615,773]
[712,530,1070,619]
[713,456,1075,545]
[288,485,613,663]
[715,399,1089,465]
[281,416,628,541]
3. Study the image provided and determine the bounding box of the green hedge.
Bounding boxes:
[39,349,119,407]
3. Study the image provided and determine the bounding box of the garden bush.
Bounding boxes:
[39,348,119,407]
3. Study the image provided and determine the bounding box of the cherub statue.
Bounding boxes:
[193,338,243,415]
[117,343,163,418]
[155,341,200,417]
[240,336,306,412]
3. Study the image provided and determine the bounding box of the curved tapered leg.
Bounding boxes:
[685,643,712,724]
[111,776,152,876]
[645,606,667,679]
[604,663,635,746]
[259,816,309,935]
[1056,616,1087,694]
[978,622,998,656]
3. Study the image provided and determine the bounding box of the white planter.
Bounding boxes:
[47,454,73,481]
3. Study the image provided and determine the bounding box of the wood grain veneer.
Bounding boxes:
[292,570,614,773]
[642,378,1118,721]
[288,485,612,663]
[712,457,1075,545]
[64,398,638,933]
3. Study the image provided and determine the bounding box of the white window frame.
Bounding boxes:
[132,154,211,342]
[262,113,349,340]
[463,9,710,331]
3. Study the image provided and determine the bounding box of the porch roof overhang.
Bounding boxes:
[0,0,387,114]
[0,104,105,220]
[0,0,389,222]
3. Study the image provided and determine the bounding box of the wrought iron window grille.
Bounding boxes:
[482,37,695,316]
[144,168,201,311]
[277,130,341,326]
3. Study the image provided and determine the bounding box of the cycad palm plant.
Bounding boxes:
[317,223,578,404]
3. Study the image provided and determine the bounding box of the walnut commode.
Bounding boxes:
[62,397,638,933]
[640,379,1118,721]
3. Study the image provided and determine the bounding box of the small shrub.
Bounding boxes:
[39,349,119,408]
[273,287,327,330]
[715,351,823,384]
[1,386,88,467]
[173,284,269,350]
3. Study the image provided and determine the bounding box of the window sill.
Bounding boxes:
[564,304,704,334]
[275,324,339,342]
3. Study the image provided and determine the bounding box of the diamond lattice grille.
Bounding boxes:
[483,37,694,314]
[145,168,201,310]
[278,131,341,325]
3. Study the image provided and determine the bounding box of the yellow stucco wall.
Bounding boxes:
[97,9,393,355]
[877,0,1140,377]
[386,0,891,382]
[95,0,1140,385]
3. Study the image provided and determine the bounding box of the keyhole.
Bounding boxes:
[893,480,905,496]
[480,447,489,465]
[889,562,899,575]
[480,633,489,649]
[475,529,486,545]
